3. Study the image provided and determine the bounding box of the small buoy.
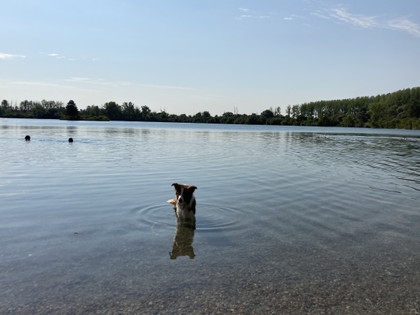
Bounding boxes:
[68,137,73,143]
[25,135,31,141]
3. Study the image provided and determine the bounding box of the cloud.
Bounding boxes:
[236,8,272,20]
[238,14,252,19]
[66,77,193,90]
[66,77,125,87]
[0,53,26,60]
[67,77,93,82]
[139,83,194,91]
[284,14,304,21]
[314,6,420,38]
[330,7,378,28]
[388,18,420,37]
[8,80,98,94]
[47,53,67,59]
[44,52,97,62]
[310,10,331,20]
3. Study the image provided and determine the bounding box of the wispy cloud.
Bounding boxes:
[310,10,331,20]
[8,80,97,93]
[67,77,106,83]
[314,6,420,38]
[47,53,68,60]
[0,53,26,60]
[236,8,271,20]
[45,52,97,62]
[139,83,194,91]
[66,77,193,90]
[388,18,420,37]
[330,7,378,28]
[283,14,304,21]
[66,77,131,88]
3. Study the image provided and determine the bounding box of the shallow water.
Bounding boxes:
[1,118,419,314]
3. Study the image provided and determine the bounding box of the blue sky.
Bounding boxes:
[1,0,420,115]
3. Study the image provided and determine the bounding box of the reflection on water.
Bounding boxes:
[170,218,196,259]
[0,119,420,314]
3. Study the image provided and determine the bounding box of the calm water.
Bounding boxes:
[1,118,419,314]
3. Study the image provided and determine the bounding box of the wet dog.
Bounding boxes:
[167,183,197,220]
[168,183,197,259]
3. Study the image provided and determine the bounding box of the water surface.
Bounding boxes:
[1,118,419,314]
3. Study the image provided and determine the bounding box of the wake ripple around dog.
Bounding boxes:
[195,203,244,233]
[132,202,244,235]
[133,204,175,235]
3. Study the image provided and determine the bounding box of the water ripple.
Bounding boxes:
[131,204,175,235]
[131,202,245,235]
[195,202,244,233]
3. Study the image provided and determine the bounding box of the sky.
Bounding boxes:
[1,0,420,115]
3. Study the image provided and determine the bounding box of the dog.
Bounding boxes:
[167,183,197,220]
[168,183,197,259]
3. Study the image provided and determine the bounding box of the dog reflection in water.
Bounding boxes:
[170,218,196,259]
[167,183,197,259]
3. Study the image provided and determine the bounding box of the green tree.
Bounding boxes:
[141,105,152,120]
[286,105,291,117]
[103,101,122,120]
[1,99,9,109]
[122,102,137,120]
[66,100,79,118]
[341,114,355,127]
[260,109,274,124]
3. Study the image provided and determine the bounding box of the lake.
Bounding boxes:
[1,118,419,314]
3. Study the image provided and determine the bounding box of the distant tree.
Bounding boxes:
[157,110,169,121]
[20,100,33,112]
[66,100,79,118]
[247,113,260,124]
[103,101,122,120]
[202,111,211,119]
[121,102,136,120]
[141,105,152,120]
[1,86,418,128]
[83,105,102,117]
[291,105,300,119]
[261,109,274,119]
[286,105,291,117]
[32,104,46,118]
[193,111,212,123]
[341,114,355,127]
[1,99,9,109]
[260,109,274,124]
[220,111,235,124]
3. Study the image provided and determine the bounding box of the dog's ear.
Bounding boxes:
[171,183,179,187]
[189,185,197,191]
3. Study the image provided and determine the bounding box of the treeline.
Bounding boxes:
[1,87,419,129]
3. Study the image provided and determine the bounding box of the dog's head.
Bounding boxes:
[172,183,197,205]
